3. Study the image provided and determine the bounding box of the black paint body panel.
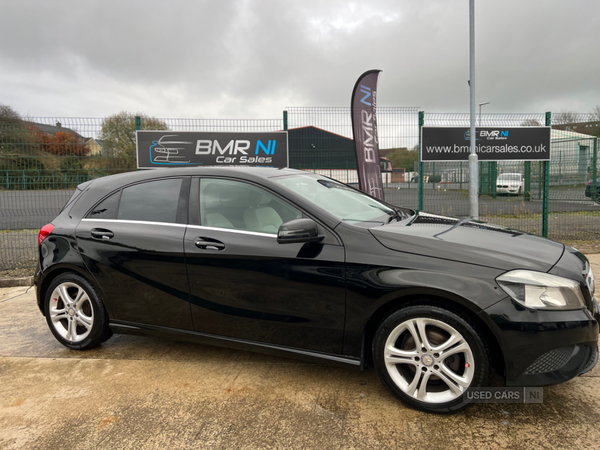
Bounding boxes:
[33,167,598,386]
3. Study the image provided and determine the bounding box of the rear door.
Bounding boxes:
[184,177,346,354]
[76,177,194,330]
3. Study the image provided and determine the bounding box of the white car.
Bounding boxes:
[496,173,524,196]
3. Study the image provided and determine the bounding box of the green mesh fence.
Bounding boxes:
[1,111,599,273]
[0,117,282,271]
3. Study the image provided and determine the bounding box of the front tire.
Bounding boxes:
[373,305,489,413]
[45,273,110,350]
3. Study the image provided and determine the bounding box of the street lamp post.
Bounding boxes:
[468,0,478,220]
[478,102,489,126]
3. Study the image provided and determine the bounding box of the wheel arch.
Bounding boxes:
[37,264,100,315]
[360,293,506,378]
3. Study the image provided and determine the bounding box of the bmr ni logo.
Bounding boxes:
[464,130,509,141]
[149,135,193,165]
[360,85,372,105]
[195,139,277,164]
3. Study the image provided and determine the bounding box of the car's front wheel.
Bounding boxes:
[45,273,110,350]
[373,305,489,413]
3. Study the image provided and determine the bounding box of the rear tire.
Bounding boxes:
[45,273,110,350]
[373,305,489,413]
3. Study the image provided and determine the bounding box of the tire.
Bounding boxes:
[44,272,111,350]
[517,187,522,196]
[372,305,489,414]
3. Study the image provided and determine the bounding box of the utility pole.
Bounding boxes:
[469,0,479,220]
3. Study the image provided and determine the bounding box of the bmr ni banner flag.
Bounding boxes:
[351,69,383,200]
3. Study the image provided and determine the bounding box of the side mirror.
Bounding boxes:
[277,218,324,244]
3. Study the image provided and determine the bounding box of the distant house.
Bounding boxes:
[553,121,600,136]
[84,138,106,156]
[287,126,392,185]
[25,121,85,142]
[288,126,356,170]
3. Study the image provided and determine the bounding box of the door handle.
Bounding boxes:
[91,228,114,240]
[194,237,225,250]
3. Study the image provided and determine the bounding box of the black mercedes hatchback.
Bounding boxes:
[35,167,599,413]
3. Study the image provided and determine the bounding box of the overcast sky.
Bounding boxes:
[1,0,598,120]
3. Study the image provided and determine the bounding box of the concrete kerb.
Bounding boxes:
[0,277,34,288]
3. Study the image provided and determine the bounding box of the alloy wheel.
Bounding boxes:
[48,282,94,343]
[383,317,475,404]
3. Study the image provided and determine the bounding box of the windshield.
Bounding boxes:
[276,174,401,225]
[498,174,521,181]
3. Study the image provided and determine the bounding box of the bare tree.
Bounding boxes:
[553,110,578,125]
[521,119,541,126]
[592,105,600,122]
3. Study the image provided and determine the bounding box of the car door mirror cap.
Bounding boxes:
[277,218,325,244]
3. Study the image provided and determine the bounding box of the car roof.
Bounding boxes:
[83,166,306,190]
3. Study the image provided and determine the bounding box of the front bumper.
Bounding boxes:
[496,187,520,195]
[481,297,599,387]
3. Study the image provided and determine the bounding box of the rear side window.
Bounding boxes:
[88,191,121,220]
[117,179,183,223]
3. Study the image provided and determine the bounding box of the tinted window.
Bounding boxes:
[87,191,121,219]
[200,179,301,234]
[118,179,182,223]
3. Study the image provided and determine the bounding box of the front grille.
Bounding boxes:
[524,346,575,374]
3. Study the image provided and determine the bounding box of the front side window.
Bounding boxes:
[200,179,301,234]
[117,178,182,223]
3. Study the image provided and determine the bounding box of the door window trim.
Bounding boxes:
[187,224,276,238]
[81,218,187,228]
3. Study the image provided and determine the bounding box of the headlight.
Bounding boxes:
[496,270,586,310]
[586,265,595,295]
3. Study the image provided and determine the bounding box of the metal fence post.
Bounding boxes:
[593,137,598,203]
[524,161,531,201]
[491,162,497,198]
[418,111,424,211]
[283,110,288,131]
[542,112,551,237]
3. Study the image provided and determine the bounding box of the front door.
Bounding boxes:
[184,177,346,354]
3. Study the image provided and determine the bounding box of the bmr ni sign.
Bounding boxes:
[421,127,551,162]
[136,131,289,169]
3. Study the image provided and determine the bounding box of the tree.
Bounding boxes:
[553,110,578,125]
[99,112,169,167]
[29,129,89,157]
[0,103,43,172]
[385,146,419,172]
[0,104,38,155]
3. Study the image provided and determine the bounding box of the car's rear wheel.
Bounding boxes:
[45,273,110,350]
[518,187,522,196]
[373,305,489,413]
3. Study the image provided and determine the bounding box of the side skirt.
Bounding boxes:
[110,321,363,370]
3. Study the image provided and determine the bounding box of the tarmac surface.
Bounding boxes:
[1,257,600,449]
